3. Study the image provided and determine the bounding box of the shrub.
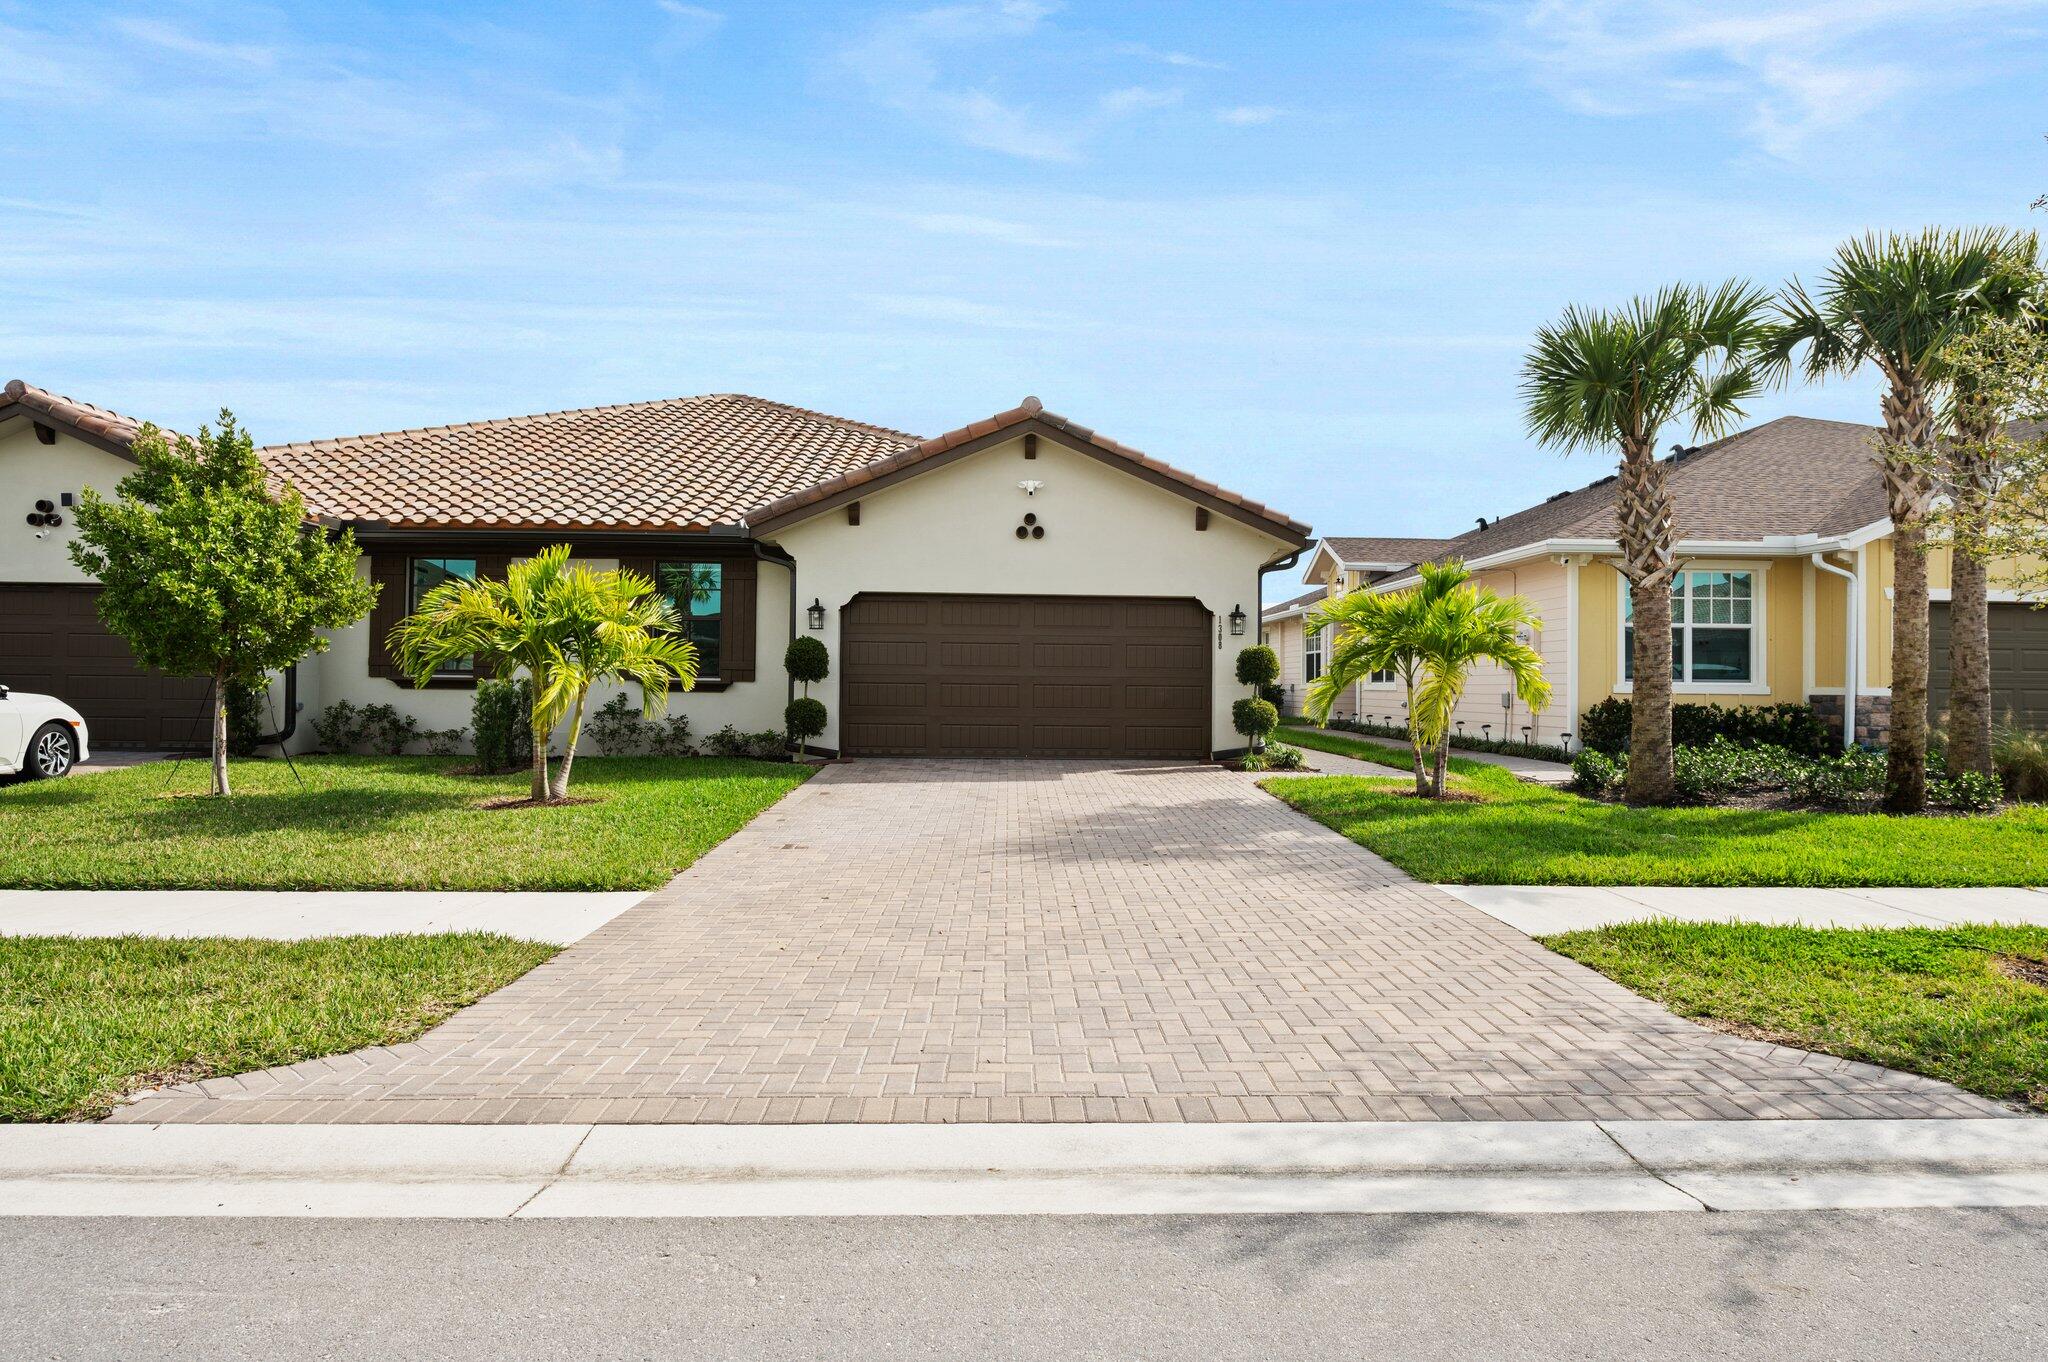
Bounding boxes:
[422,727,467,757]
[705,725,787,760]
[357,703,419,755]
[1569,748,1621,797]
[1993,720,2048,802]
[587,692,648,755]
[1931,770,2003,813]
[785,636,830,689]
[785,697,828,751]
[1262,742,1305,771]
[312,701,370,754]
[1232,697,1279,747]
[1235,645,1279,690]
[1238,747,1271,771]
[472,677,534,773]
[1785,746,1887,808]
[1578,697,1830,759]
[1324,715,1570,764]
[226,679,267,757]
[644,714,695,757]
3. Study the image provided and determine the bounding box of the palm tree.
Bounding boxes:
[1307,562,1550,798]
[390,545,698,802]
[1305,560,1466,796]
[1521,281,1776,804]
[1773,228,2039,811]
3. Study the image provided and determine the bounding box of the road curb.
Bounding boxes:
[2,1120,2041,1218]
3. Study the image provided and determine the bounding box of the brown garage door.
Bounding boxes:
[0,584,212,748]
[1930,601,2048,731]
[841,594,1211,758]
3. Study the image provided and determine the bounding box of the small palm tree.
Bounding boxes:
[390,545,698,802]
[1774,228,2039,811]
[1308,563,1550,798]
[1305,560,1466,796]
[1522,281,1775,805]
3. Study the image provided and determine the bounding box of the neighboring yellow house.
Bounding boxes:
[1262,416,2048,750]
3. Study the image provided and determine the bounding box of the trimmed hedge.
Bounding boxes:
[1579,697,1831,759]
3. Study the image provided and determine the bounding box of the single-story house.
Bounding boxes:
[2,380,1310,759]
[1262,415,2048,749]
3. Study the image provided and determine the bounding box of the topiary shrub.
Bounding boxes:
[785,697,828,755]
[1232,696,1278,751]
[1235,645,1279,690]
[472,677,534,773]
[785,636,830,690]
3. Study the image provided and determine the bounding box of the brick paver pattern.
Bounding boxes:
[114,761,2004,1124]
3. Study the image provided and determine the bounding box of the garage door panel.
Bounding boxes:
[0,585,210,749]
[843,593,1209,758]
[1930,602,2048,730]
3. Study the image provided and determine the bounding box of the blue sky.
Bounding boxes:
[5,1,2045,565]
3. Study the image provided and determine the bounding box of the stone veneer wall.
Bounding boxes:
[1809,693,1892,748]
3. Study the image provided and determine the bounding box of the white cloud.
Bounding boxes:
[106,17,277,68]
[835,3,1179,160]
[1116,42,1226,70]
[1492,0,2047,156]
[1217,105,1285,125]
[656,1,724,22]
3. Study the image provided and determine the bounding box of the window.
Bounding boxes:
[657,562,723,678]
[1304,626,1324,682]
[1623,568,1756,686]
[410,557,477,674]
[1367,667,1397,685]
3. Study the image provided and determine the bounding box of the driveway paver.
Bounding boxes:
[112,761,2005,1124]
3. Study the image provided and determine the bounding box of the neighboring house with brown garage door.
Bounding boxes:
[2,381,1309,759]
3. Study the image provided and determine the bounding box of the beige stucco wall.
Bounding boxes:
[768,431,1295,753]
[0,423,131,583]
[297,555,792,753]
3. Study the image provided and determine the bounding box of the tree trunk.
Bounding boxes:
[1947,540,1994,779]
[1431,736,1449,798]
[1885,518,1931,813]
[1615,440,1678,806]
[529,710,551,803]
[1624,578,1677,805]
[549,687,590,799]
[1404,676,1428,796]
[211,666,231,798]
[1878,379,1937,814]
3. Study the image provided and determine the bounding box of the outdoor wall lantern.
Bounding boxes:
[806,598,826,631]
[1228,604,1246,635]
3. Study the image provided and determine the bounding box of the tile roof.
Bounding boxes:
[259,393,922,530]
[745,396,1312,543]
[1321,535,1457,565]
[1,379,151,449]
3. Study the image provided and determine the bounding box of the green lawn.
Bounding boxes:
[0,756,810,890]
[1,934,557,1121]
[1280,725,1496,777]
[1545,922,2048,1111]
[1263,747,2048,886]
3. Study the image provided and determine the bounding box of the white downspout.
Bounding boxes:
[1812,553,1860,751]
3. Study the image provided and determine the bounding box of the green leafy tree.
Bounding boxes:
[1522,281,1776,805]
[1305,560,1467,796]
[391,545,697,801]
[1773,228,2040,810]
[68,413,375,796]
[1309,562,1549,797]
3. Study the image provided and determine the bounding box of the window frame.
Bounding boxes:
[1615,562,1769,695]
[1303,623,1325,682]
[656,561,725,681]
[409,556,479,677]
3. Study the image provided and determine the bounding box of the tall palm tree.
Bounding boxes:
[1773,228,2039,811]
[1306,562,1550,798]
[1521,281,1776,804]
[1305,560,1467,795]
[391,545,698,802]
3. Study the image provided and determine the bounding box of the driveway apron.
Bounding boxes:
[112,761,2004,1124]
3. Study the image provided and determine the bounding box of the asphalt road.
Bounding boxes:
[5,1209,2044,1360]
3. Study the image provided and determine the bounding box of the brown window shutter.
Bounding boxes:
[723,555,758,682]
[368,552,408,681]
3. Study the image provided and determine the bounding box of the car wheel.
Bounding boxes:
[25,723,77,779]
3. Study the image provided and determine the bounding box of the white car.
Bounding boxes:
[0,686,90,778]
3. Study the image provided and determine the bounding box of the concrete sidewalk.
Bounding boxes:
[1443,884,2048,934]
[1286,726,1576,784]
[0,890,646,944]
[5,1119,2046,1218]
